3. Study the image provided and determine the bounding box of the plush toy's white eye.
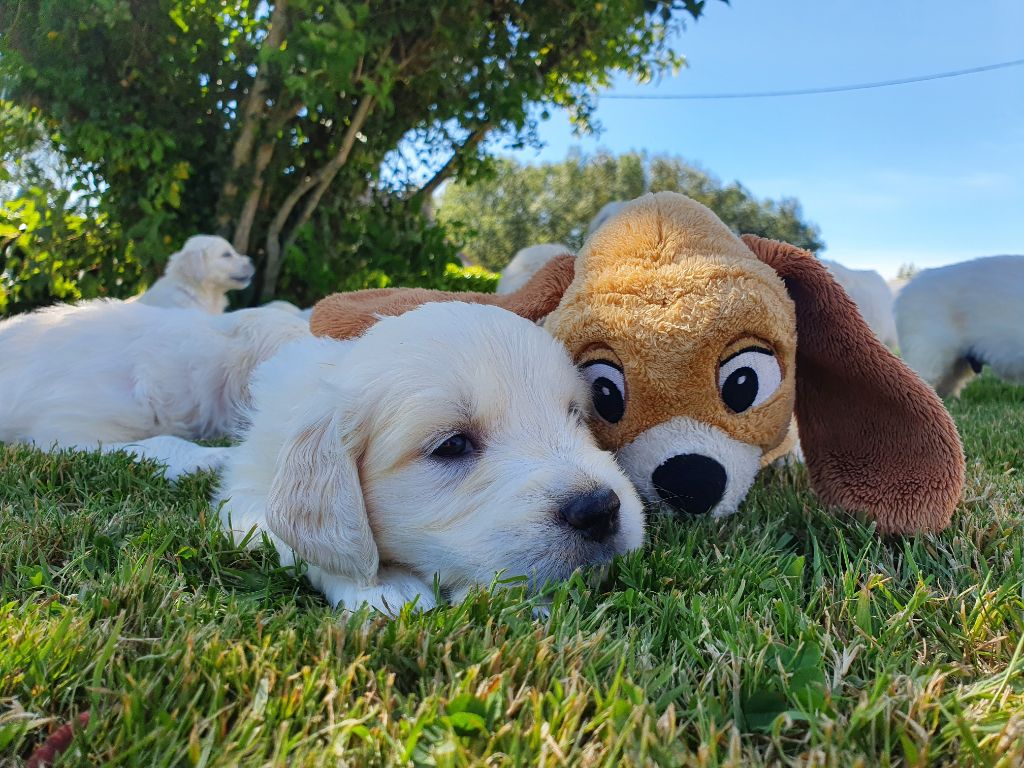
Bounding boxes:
[580,361,626,424]
[718,347,781,414]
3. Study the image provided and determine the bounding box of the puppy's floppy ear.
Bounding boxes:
[167,244,207,285]
[266,407,379,582]
[741,234,965,534]
[310,254,574,340]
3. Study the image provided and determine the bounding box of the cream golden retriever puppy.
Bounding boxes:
[0,300,309,461]
[214,302,645,613]
[496,243,573,295]
[821,259,897,348]
[895,254,1024,397]
[137,235,255,313]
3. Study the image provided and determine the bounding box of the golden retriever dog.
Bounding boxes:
[0,299,309,454]
[215,302,645,613]
[136,235,255,313]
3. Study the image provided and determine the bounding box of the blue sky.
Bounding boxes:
[505,0,1024,278]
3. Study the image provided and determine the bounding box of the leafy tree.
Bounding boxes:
[896,263,919,280]
[437,151,825,270]
[0,0,724,309]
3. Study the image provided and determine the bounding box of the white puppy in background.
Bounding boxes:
[821,260,898,348]
[136,235,255,313]
[587,200,628,237]
[0,300,309,463]
[895,254,1024,397]
[215,302,645,613]
[496,243,573,295]
[494,203,632,296]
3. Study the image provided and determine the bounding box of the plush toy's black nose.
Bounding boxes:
[558,487,621,542]
[652,454,727,516]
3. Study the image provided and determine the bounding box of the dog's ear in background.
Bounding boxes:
[166,241,209,286]
[742,234,965,534]
[266,405,379,582]
[310,254,575,340]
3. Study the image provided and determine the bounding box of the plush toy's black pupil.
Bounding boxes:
[433,434,470,457]
[592,377,625,423]
[722,367,758,413]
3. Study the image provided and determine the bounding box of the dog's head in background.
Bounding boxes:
[219,302,644,612]
[168,235,256,293]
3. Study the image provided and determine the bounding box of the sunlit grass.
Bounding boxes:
[2,375,1022,766]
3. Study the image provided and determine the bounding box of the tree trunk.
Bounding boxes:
[261,94,375,301]
[231,141,275,254]
[215,0,290,240]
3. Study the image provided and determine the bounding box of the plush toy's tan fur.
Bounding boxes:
[309,192,965,534]
[544,192,797,455]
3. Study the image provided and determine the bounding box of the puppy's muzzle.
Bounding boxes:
[232,261,256,284]
[558,487,621,542]
[652,453,727,516]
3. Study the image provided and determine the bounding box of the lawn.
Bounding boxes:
[2,375,1022,766]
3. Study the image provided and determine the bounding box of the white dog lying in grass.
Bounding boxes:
[0,299,309,461]
[136,235,255,313]
[895,254,1024,397]
[205,302,645,613]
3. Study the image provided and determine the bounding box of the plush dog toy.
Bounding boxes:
[310,192,965,534]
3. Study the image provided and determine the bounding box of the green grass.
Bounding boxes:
[2,376,1023,766]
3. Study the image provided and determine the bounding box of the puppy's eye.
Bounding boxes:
[580,361,626,424]
[718,347,781,414]
[221,251,234,259]
[431,433,474,458]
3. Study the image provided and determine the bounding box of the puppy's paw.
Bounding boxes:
[319,568,438,615]
[375,568,440,615]
[106,436,232,480]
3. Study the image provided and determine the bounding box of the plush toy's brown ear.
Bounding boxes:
[310,254,574,340]
[741,234,965,534]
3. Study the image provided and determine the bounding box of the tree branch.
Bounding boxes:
[216,0,290,237]
[261,93,375,300]
[410,124,492,203]
[231,99,302,253]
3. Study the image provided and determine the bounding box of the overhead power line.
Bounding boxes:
[600,57,1024,100]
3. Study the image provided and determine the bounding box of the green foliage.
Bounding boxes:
[276,196,469,306]
[0,193,133,315]
[0,0,722,311]
[437,263,500,294]
[2,374,1023,764]
[896,262,920,280]
[438,151,825,271]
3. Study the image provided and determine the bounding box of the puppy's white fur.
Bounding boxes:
[137,235,255,313]
[496,243,573,295]
[0,300,309,448]
[821,259,897,348]
[587,201,628,237]
[894,254,1024,397]
[216,302,645,613]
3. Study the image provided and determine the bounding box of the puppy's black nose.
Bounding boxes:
[652,454,727,516]
[558,487,621,542]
